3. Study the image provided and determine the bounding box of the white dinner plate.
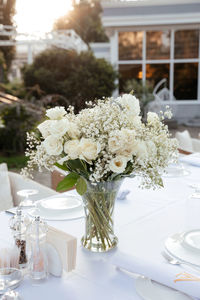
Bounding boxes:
[36,196,82,214]
[182,230,200,254]
[165,233,200,268]
[135,276,192,300]
[28,205,85,221]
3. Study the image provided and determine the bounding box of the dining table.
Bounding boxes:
[1,162,200,300]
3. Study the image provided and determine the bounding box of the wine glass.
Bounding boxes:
[0,268,22,299]
[17,189,38,208]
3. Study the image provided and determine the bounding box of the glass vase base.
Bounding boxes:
[81,236,118,253]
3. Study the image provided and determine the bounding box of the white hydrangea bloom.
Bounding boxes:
[46,106,67,120]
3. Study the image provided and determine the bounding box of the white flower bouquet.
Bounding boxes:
[23,94,177,193]
[23,94,177,252]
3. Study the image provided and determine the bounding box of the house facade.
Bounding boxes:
[93,0,200,124]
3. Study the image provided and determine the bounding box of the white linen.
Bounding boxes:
[0,163,13,211]
[107,251,200,299]
[180,153,200,167]
[1,164,200,299]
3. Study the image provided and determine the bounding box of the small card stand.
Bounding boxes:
[47,225,77,272]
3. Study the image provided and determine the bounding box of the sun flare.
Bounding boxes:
[14,0,72,34]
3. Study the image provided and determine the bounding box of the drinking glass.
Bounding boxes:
[17,189,38,208]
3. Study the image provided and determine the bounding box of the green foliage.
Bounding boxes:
[0,51,7,82]
[22,49,117,112]
[56,172,79,191]
[0,80,26,98]
[56,171,87,196]
[76,177,87,195]
[0,104,38,155]
[123,79,154,117]
[0,155,27,169]
[0,0,16,71]
[54,0,108,43]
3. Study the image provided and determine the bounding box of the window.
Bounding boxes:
[175,30,199,59]
[146,31,170,60]
[174,63,198,100]
[119,64,142,93]
[146,64,170,87]
[118,29,200,101]
[119,32,143,60]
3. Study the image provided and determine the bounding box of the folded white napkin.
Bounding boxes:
[108,251,200,299]
[180,153,200,167]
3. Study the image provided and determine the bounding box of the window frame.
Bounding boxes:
[117,26,200,103]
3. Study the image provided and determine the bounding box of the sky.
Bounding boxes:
[14,0,72,34]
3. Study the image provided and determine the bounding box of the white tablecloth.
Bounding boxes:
[1,163,200,299]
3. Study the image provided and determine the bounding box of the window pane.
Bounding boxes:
[175,30,199,59]
[119,64,142,93]
[146,64,170,88]
[174,63,198,100]
[146,31,170,59]
[119,32,143,60]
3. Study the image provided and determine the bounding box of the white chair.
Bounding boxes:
[175,130,200,153]
[9,171,58,207]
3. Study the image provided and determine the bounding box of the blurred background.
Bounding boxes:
[0,0,199,179]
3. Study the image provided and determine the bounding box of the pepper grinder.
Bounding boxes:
[27,216,48,281]
[9,208,28,268]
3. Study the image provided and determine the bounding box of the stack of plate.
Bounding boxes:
[165,230,200,269]
[28,195,85,221]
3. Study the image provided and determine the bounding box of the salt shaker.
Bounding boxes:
[27,216,48,281]
[9,208,27,268]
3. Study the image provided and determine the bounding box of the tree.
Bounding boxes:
[0,0,16,71]
[22,48,117,112]
[54,0,108,44]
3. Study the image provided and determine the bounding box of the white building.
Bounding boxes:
[92,0,200,124]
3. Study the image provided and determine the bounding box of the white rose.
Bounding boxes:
[68,122,80,139]
[133,140,148,160]
[43,135,63,155]
[109,156,127,173]
[49,119,69,137]
[64,140,80,160]
[116,94,140,118]
[79,138,100,161]
[46,107,67,120]
[37,120,52,138]
[108,128,136,158]
[147,112,159,124]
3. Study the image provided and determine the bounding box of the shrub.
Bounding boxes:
[0,104,38,155]
[22,49,117,112]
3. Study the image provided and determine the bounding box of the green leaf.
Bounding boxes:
[56,172,79,192]
[66,159,86,172]
[76,177,87,195]
[54,162,69,172]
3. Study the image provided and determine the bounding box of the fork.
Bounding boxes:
[161,251,200,273]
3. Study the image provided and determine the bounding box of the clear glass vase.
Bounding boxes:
[81,179,123,252]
